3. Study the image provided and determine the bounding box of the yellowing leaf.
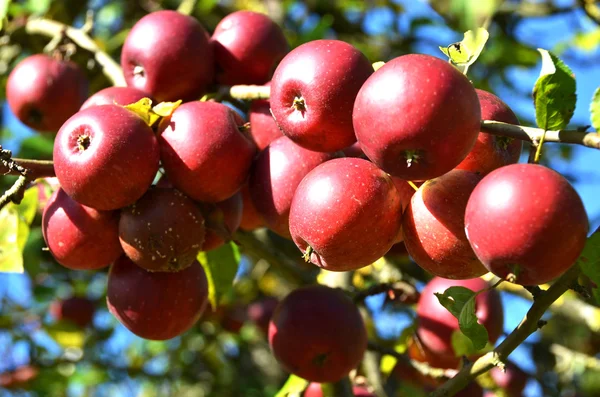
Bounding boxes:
[124,98,161,127]
[439,27,489,74]
[152,100,182,117]
[275,375,309,397]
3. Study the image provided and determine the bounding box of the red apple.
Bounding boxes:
[107,256,209,340]
[211,11,288,85]
[402,170,487,279]
[270,39,373,152]
[121,10,214,102]
[342,141,368,159]
[304,383,374,397]
[220,303,248,334]
[49,296,96,328]
[80,86,152,110]
[249,98,282,151]
[7,54,88,132]
[158,101,256,203]
[416,277,504,363]
[119,187,205,272]
[490,361,528,397]
[53,104,160,211]
[42,188,122,270]
[269,285,367,383]
[198,192,243,251]
[289,158,403,271]
[0,366,38,389]
[249,136,338,238]
[456,89,522,176]
[247,296,279,334]
[392,177,417,211]
[239,184,264,231]
[353,54,480,181]
[465,164,588,285]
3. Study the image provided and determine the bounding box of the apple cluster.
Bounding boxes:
[4,7,591,390]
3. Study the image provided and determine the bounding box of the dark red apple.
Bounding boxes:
[220,303,248,334]
[198,192,243,251]
[80,86,152,110]
[342,141,367,159]
[121,10,214,102]
[247,296,279,334]
[270,39,373,152]
[239,184,264,231]
[392,177,417,211]
[456,89,522,176]
[119,187,205,272]
[465,164,588,285]
[53,104,160,211]
[289,158,403,271]
[107,256,209,340]
[416,277,504,362]
[304,383,374,397]
[49,296,96,328]
[42,188,122,270]
[211,11,288,85]
[353,54,480,181]
[402,170,487,280]
[490,361,528,397]
[249,99,282,150]
[7,54,88,132]
[269,285,367,383]
[249,136,338,238]
[158,101,256,203]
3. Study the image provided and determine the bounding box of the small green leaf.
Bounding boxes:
[590,87,600,132]
[578,228,600,304]
[124,98,161,127]
[435,286,489,351]
[533,49,577,131]
[197,242,241,309]
[451,330,494,357]
[0,206,23,273]
[439,27,489,74]
[275,374,309,397]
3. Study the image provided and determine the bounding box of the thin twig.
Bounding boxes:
[0,175,29,211]
[1,158,55,179]
[225,85,271,101]
[353,281,418,304]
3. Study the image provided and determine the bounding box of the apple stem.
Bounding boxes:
[292,96,306,113]
[404,150,421,168]
[407,181,419,192]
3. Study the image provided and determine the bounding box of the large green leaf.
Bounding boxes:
[590,87,600,132]
[0,186,38,273]
[578,228,600,304]
[197,242,241,309]
[275,374,309,397]
[533,49,577,131]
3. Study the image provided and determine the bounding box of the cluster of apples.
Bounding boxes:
[4,7,589,392]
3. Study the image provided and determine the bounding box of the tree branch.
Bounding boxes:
[25,17,126,86]
[429,264,581,397]
[353,281,419,305]
[480,120,600,150]
[0,175,29,210]
[1,158,55,179]
[224,85,271,101]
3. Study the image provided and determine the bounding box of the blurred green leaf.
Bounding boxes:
[578,228,600,304]
[0,0,10,30]
[275,374,309,397]
[0,205,22,273]
[590,87,600,132]
[197,242,241,309]
[18,134,55,160]
[429,0,500,31]
[533,49,577,131]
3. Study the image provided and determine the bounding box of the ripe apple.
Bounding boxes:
[402,170,487,280]
[121,10,214,102]
[392,177,417,211]
[107,256,209,340]
[0,366,38,389]
[119,187,205,272]
[490,361,528,397]
[270,39,373,152]
[456,89,522,176]
[49,296,96,328]
[42,188,122,270]
[80,86,152,110]
[416,277,504,363]
[158,101,256,203]
[239,184,264,231]
[353,54,480,181]
[198,192,243,251]
[211,11,288,85]
[289,158,403,271]
[342,141,368,159]
[249,136,338,238]
[220,303,248,334]
[304,383,374,397]
[247,296,279,334]
[465,164,588,285]
[249,98,283,150]
[53,104,160,211]
[269,285,367,383]
[6,54,88,132]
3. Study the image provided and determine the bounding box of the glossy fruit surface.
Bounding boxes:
[239,184,264,231]
[269,285,367,383]
[121,10,214,102]
[465,164,588,285]
[353,54,480,181]
[107,256,209,340]
[248,99,282,150]
[119,187,205,272]
[7,54,88,132]
[42,188,122,270]
[270,39,373,152]
[80,86,151,110]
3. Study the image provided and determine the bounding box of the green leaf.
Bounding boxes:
[451,330,494,357]
[17,185,38,225]
[578,228,600,304]
[275,374,309,397]
[0,205,23,273]
[435,286,489,351]
[533,49,577,131]
[439,27,489,74]
[0,0,11,30]
[197,242,241,309]
[590,87,600,132]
